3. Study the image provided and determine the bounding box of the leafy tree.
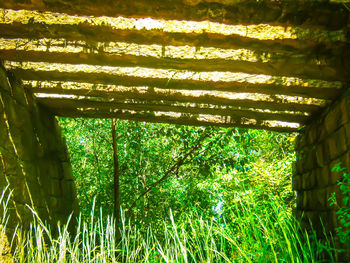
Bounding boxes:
[58,117,296,234]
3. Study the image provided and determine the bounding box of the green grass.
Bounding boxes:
[0,188,337,263]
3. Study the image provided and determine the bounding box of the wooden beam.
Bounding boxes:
[49,107,300,133]
[0,0,347,30]
[36,96,309,123]
[0,23,345,55]
[1,49,346,82]
[28,84,322,113]
[14,69,342,100]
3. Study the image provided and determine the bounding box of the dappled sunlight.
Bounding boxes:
[5,61,341,90]
[23,79,326,106]
[0,8,345,42]
[0,38,294,63]
[0,2,347,131]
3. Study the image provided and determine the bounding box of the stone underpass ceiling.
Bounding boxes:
[0,0,349,132]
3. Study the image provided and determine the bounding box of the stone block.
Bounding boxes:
[37,159,61,180]
[320,142,330,165]
[7,176,32,205]
[61,180,78,202]
[61,180,72,198]
[307,124,320,145]
[315,143,325,167]
[48,196,60,212]
[0,153,21,176]
[334,127,347,156]
[5,124,38,162]
[0,121,18,156]
[2,94,31,130]
[37,106,56,130]
[295,133,306,150]
[302,171,316,190]
[296,191,303,209]
[316,166,329,188]
[21,161,39,180]
[55,140,70,163]
[25,180,46,208]
[49,196,74,215]
[61,162,74,181]
[304,147,317,171]
[48,179,63,197]
[302,191,308,209]
[292,175,301,190]
[338,96,350,123]
[324,102,346,135]
[318,124,328,143]
[326,137,336,162]
[295,159,304,174]
[8,176,45,208]
[312,188,327,210]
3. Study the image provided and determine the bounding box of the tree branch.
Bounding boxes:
[126,130,211,217]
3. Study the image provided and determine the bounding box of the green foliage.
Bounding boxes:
[3,117,333,261]
[0,188,335,263]
[59,118,296,235]
[329,163,350,247]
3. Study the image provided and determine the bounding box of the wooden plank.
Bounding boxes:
[0,49,346,82]
[36,96,309,123]
[28,84,322,113]
[0,23,345,55]
[0,0,347,30]
[14,69,342,100]
[49,107,300,133]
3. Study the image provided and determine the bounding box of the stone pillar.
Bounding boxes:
[294,90,350,261]
[0,65,79,237]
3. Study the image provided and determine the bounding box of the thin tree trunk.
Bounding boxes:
[127,131,211,217]
[111,118,121,241]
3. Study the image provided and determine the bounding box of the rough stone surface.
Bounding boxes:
[0,66,79,253]
[294,90,350,261]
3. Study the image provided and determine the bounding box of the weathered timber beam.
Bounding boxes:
[36,96,309,123]
[0,0,347,30]
[48,107,300,133]
[0,23,345,55]
[28,85,322,113]
[14,69,342,100]
[0,49,346,82]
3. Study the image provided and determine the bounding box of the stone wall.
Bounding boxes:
[0,65,79,236]
[294,90,350,261]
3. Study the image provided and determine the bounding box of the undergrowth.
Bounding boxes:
[0,188,336,263]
